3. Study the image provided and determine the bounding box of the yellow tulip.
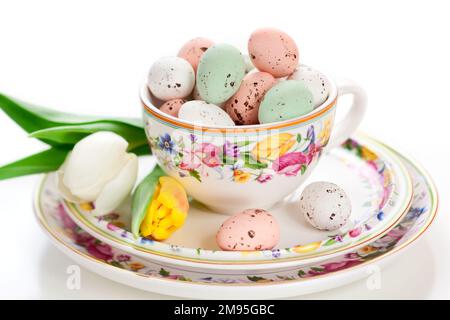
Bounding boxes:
[251,133,295,163]
[140,176,189,241]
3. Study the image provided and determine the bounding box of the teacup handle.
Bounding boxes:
[326,80,368,150]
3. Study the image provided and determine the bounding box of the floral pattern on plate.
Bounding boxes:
[37,150,435,284]
[63,137,410,264]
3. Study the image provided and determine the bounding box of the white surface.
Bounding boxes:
[0,0,448,299]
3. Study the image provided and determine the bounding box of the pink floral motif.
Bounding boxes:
[58,204,77,230]
[256,173,273,183]
[197,143,222,168]
[349,227,362,238]
[272,152,308,176]
[308,260,363,276]
[179,149,201,171]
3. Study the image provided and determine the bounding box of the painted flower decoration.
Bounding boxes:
[179,149,201,171]
[223,141,240,160]
[197,143,222,167]
[57,131,138,214]
[139,176,189,240]
[272,152,308,176]
[251,133,295,163]
[317,118,332,146]
[158,133,175,154]
[256,172,273,183]
[233,169,251,183]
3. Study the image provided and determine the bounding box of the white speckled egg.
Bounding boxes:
[299,182,351,231]
[288,65,330,108]
[178,100,235,126]
[147,57,195,100]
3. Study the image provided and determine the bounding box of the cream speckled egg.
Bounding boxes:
[178,100,235,126]
[147,57,195,100]
[216,209,280,251]
[248,28,299,77]
[159,99,186,117]
[288,65,330,108]
[224,71,276,125]
[299,182,352,231]
[178,37,214,72]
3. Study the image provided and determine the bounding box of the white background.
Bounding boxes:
[0,0,449,299]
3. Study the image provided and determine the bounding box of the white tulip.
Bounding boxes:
[57,131,138,214]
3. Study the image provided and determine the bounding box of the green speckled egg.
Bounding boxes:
[197,43,246,104]
[258,80,314,124]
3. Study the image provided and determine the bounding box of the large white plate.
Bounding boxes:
[33,139,438,299]
[62,135,412,269]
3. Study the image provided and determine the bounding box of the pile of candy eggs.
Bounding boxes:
[147,27,331,126]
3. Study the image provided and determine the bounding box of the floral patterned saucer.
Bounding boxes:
[34,145,438,299]
[60,135,412,269]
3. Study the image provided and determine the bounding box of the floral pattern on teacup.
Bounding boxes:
[147,124,331,184]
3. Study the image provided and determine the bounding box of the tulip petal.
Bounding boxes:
[93,154,138,214]
[55,153,82,203]
[63,131,129,201]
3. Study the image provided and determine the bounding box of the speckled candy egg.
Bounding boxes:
[159,99,186,117]
[216,209,280,251]
[258,80,313,124]
[248,28,299,78]
[147,57,195,100]
[177,37,214,72]
[243,54,255,73]
[197,43,246,104]
[288,65,330,108]
[224,71,276,125]
[299,182,352,231]
[178,100,235,126]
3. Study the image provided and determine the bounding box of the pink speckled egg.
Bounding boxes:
[224,71,276,125]
[178,37,214,72]
[248,28,299,78]
[159,99,186,117]
[216,209,280,251]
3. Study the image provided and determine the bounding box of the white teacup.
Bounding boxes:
[141,73,367,214]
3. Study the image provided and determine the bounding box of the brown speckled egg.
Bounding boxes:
[224,72,276,125]
[159,99,186,117]
[248,28,299,78]
[178,37,214,72]
[216,209,280,251]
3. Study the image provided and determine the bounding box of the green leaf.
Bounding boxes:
[29,121,148,150]
[236,140,253,147]
[0,148,69,180]
[0,93,144,146]
[129,144,151,156]
[130,166,165,238]
[300,164,307,175]
[189,170,202,182]
[310,267,324,272]
[298,270,306,277]
[159,268,170,277]
[243,153,267,169]
[323,238,337,246]
[247,276,267,282]
[296,133,302,143]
